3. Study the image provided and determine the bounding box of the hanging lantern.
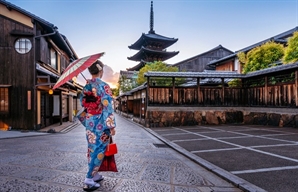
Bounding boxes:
[48,89,53,95]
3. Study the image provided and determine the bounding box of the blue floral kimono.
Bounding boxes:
[77,78,116,178]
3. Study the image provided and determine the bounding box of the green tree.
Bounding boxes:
[283,31,298,64]
[237,52,246,65]
[111,87,119,97]
[136,61,179,85]
[242,41,284,74]
[118,75,135,93]
[228,79,242,87]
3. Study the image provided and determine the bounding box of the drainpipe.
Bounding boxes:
[33,26,57,130]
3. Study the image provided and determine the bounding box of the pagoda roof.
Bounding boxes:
[126,61,146,71]
[128,46,179,62]
[128,33,178,50]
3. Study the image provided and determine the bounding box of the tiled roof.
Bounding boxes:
[207,27,298,66]
[173,45,233,66]
[236,27,298,53]
[144,62,298,79]
[128,33,178,50]
[145,33,178,41]
[180,78,234,86]
[128,46,179,62]
[117,83,147,97]
[120,70,138,78]
[245,62,298,78]
[144,71,244,78]
[1,0,55,28]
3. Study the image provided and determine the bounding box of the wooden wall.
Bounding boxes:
[216,60,235,71]
[0,15,35,129]
[175,47,233,72]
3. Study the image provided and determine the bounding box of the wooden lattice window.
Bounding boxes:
[0,87,9,113]
[14,38,32,54]
[50,48,58,70]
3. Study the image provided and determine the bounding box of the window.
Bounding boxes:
[14,38,32,54]
[0,88,9,113]
[50,48,57,69]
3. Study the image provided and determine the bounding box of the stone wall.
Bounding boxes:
[145,107,298,128]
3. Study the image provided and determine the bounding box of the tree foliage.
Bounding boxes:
[237,52,246,65]
[228,79,242,87]
[283,31,298,64]
[136,61,179,85]
[118,75,135,93]
[242,41,284,74]
[111,88,119,97]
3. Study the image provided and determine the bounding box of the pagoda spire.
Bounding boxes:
[149,1,155,34]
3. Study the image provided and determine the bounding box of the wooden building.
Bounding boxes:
[117,62,298,127]
[208,27,298,73]
[172,45,234,72]
[0,1,82,130]
[127,1,179,71]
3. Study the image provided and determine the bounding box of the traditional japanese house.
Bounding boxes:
[172,45,234,72]
[116,62,298,128]
[0,0,82,130]
[127,1,179,71]
[208,27,298,73]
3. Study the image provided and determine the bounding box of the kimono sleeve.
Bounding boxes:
[101,84,116,129]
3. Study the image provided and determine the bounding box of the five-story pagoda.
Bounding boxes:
[127,1,179,71]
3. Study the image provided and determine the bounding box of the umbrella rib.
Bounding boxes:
[53,52,104,90]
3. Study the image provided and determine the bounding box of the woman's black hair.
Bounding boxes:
[88,60,104,75]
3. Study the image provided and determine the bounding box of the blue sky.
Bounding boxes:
[7,0,298,87]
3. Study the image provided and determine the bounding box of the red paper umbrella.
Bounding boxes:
[53,52,104,90]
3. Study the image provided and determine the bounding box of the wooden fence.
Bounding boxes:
[148,83,296,107]
[116,66,298,121]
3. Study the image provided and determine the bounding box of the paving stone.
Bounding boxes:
[52,172,85,187]
[55,158,86,171]
[11,167,63,182]
[143,158,184,167]
[139,151,175,160]
[174,166,210,186]
[103,162,143,179]
[114,180,171,192]
[174,186,203,192]
[209,187,243,192]
[9,157,45,167]
[141,164,171,183]
[0,153,28,164]
[28,150,68,158]
[71,144,87,153]
[0,178,65,192]
[62,187,83,192]
[116,152,142,164]
[0,165,24,176]
[96,177,120,191]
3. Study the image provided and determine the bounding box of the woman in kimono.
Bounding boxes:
[78,60,116,191]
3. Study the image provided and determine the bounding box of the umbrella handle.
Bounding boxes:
[80,73,87,80]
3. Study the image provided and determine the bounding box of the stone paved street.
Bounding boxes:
[0,114,242,192]
[148,124,298,192]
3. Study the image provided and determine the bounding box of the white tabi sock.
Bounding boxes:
[93,173,103,181]
[84,178,100,187]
